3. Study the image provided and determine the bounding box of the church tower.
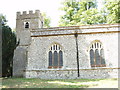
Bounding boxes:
[13,10,44,77]
[16,10,43,45]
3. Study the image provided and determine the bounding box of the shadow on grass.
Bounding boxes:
[47,78,105,83]
[2,78,118,88]
[2,78,90,88]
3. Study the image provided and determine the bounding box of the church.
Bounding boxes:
[13,10,120,79]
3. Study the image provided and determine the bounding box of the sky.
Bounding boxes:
[0,0,103,29]
[0,0,64,29]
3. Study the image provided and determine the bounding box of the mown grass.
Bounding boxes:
[1,78,118,88]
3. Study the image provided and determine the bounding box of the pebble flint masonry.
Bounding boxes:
[13,10,120,79]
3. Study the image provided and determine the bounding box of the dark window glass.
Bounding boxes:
[92,44,93,48]
[90,49,94,66]
[95,49,100,65]
[25,22,29,28]
[56,45,57,50]
[53,45,55,50]
[95,43,96,48]
[49,51,52,66]
[100,49,106,65]
[59,51,63,66]
[53,51,58,66]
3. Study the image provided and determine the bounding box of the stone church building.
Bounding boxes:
[13,10,120,79]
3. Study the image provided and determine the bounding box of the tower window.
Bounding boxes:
[48,44,63,68]
[25,22,29,28]
[89,41,106,67]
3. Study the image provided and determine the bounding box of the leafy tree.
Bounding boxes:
[0,14,7,25]
[1,15,18,77]
[59,0,80,26]
[103,0,120,24]
[59,0,119,26]
[59,0,100,26]
[42,13,51,28]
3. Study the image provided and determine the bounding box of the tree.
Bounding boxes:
[1,15,18,77]
[103,0,120,24]
[59,0,103,26]
[59,0,119,26]
[0,14,7,25]
[59,0,80,26]
[42,13,51,28]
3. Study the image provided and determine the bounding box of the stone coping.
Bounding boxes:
[31,23,120,32]
[30,23,120,37]
[31,31,120,37]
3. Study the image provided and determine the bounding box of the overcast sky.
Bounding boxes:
[0,0,64,29]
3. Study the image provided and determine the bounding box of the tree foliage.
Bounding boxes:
[42,13,51,28]
[0,14,7,25]
[103,0,120,24]
[1,15,18,77]
[59,0,119,26]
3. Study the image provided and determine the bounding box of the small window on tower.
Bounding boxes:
[25,22,29,28]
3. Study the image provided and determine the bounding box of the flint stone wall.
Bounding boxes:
[24,68,118,79]
[14,23,120,79]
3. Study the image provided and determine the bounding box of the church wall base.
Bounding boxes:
[24,68,118,79]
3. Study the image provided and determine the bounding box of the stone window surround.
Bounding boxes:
[48,44,63,69]
[89,40,106,67]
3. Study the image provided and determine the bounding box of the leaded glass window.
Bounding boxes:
[59,50,63,67]
[49,51,52,66]
[89,41,106,67]
[54,51,58,66]
[48,44,63,68]
[100,49,106,66]
[90,49,94,66]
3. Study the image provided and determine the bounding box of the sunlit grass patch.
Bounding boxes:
[2,78,118,88]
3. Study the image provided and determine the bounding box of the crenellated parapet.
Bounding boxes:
[16,10,44,46]
[16,10,43,20]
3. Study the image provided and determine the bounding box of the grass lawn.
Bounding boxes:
[1,78,118,88]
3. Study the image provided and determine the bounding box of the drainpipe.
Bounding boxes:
[74,32,80,77]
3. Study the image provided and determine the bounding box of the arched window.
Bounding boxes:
[90,49,94,66]
[48,44,63,68]
[59,50,63,67]
[48,51,52,66]
[25,22,29,28]
[100,49,106,66]
[54,51,58,67]
[89,41,106,67]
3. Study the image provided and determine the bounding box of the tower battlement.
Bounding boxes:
[16,10,44,46]
[17,10,43,20]
[16,10,44,30]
